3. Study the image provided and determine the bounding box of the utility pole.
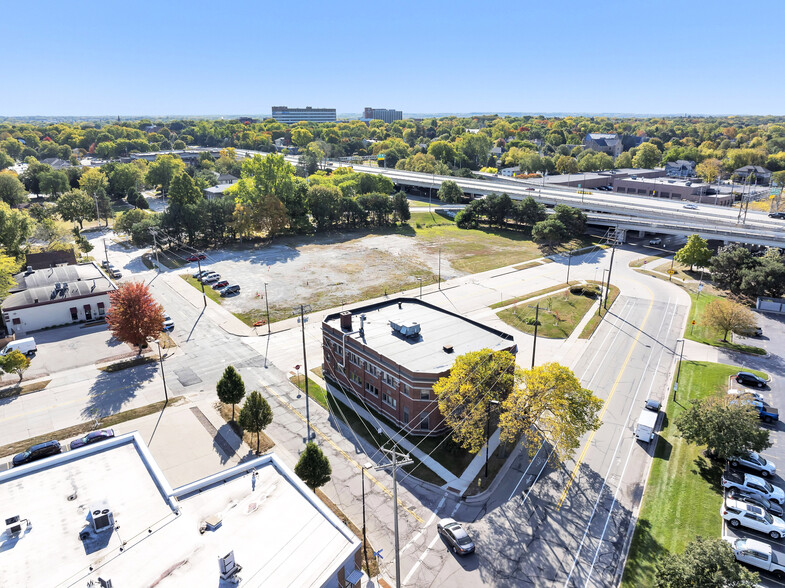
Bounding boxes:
[361,462,372,576]
[103,239,109,267]
[566,247,573,284]
[484,399,500,478]
[374,448,413,588]
[263,282,271,336]
[604,230,617,309]
[674,338,686,400]
[438,248,441,290]
[148,229,160,273]
[531,303,539,368]
[195,257,207,307]
[292,304,313,442]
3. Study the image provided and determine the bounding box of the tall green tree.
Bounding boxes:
[238,390,273,453]
[0,172,27,206]
[78,167,109,197]
[703,298,757,342]
[632,142,663,169]
[675,396,770,460]
[0,202,33,256]
[512,197,547,226]
[1,350,31,382]
[532,217,568,246]
[674,234,712,271]
[655,537,758,588]
[0,253,20,298]
[146,154,186,196]
[437,180,464,203]
[56,189,95,229]
[39,169,69,197]
[434,349,517,453]
[294,441,332,491]
[392,191,410,222]
[168,172,202,206]
[217,365,246,420]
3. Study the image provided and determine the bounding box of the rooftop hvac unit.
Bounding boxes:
[389,320,420,338]
[91,508,114,533]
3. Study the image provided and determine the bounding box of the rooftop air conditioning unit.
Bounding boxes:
[91,508,114,533]
[389,320,421,338]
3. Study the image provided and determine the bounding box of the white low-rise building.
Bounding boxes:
[0,432,364,587]
[1,261,117,335]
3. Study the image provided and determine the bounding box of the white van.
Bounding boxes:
[1,337,37,357]
[635,409,659,443]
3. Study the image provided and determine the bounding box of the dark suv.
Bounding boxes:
[736,372,768,389]
[12,440,61,467]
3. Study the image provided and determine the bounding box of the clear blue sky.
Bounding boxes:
[4,0,784,117]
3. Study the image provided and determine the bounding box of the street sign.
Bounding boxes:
[377,153,385,160]
[668,269,676,275]
[698,283,704,291]
[692,320,696,325]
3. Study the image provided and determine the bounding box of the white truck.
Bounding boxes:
[635,408,658,442]
[724,536,785,580]
[0,337,37,357]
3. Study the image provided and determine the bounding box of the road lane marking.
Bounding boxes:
[508,439,546,501]
[402,494,446,554]
[262,383,425,524]
[556,294,656,510]
[402,531,443,586]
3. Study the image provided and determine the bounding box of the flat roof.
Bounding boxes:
[0,433,359,587]
[324,298,516,374]
[3,262,115,310]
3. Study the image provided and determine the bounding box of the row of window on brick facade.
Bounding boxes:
[338,343,430,400]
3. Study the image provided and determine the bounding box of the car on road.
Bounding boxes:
[724,536,785,580]
[524,187,536,191]
[212,280,229,290]
[70,429,115,450]
[736,371,768,389]
[769,212,785,219]
[162,315,174,332]
[201,273,220,283]
[648,238,662,246]
[727,488,784,517]
[219,284,240,297]
[186,254,207,262]
[437,518,475,555]
[683,203,699,210]
[722,498,785,539]
[12,440,61,467]
[730,452,777,478]
[644,398,661,412]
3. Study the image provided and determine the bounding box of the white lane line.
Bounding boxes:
[563,297,675,586]
[403,532,443,586]
[401,494,446,554]
[507,439,546,502]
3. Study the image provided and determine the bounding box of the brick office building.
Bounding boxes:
[321,298,517,436]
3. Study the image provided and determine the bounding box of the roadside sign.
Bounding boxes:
[668,269,676,275]
[377,153,385,160]
[692,320,696,325]
[698,283,704,291]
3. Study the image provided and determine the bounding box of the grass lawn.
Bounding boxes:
[497,285,602,339]
[513,258,553,271]
[98,355,156,373]
[579,283,621,339]
[686,291,766,355]
[0,379,52,399]
[621,361,769,587]
[181,275,223,304]
[290,376,329,411]
[654,260,704,283]
[628,254,667,268]
[491,283,570,310]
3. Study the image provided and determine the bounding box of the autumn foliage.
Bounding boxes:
[106,281,165,351]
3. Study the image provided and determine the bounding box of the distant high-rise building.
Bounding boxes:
[363,107,403,124]
[270,106,336,124]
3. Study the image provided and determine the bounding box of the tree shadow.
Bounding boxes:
[82,361,158,419]
[213,422,243,465]
[691,454,724,494]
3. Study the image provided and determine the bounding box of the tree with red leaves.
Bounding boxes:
[106,281,165,353]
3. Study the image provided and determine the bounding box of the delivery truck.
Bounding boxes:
[0,337,37,357]
[635,408,659,442]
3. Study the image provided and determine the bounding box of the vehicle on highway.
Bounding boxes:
[162,315,174,332]
[201,273,220,283]
[437,518,475,555]
[729,452,776,477]
[524,187,536,191]
[186,254,207,262]
[1,337,37,357]
[722,471,785,505]
[12,440,61,467]
[683,203,699,210]
[727,488,784,517]
[212,280,229,290]
[724,536,785,580]
[648,238,662,246]
[736,371,768,389]
[722,498,785,539]
[193,269,211,279]
[769,212,785,219]
[219,284,240,297]
[70,429,115,450]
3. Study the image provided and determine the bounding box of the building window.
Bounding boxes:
[365,363,377,377]
[403,407,409,424]
[420,390,430,400]
[350,372,362,385]
[401,383,410,398]
[97,302,105,316]
[385,373,397,387]
[365,382,379,397]
[382,392,397,409]
[70,307,78,321]
[348,352,361,367]
[419,415,429,431]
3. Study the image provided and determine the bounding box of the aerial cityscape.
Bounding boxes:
[1,1,784,587]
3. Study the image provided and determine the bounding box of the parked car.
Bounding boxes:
[739,325,763,337]
[101,260,111,269]
[1,337,37,357]
[683,203,699,210]
[212,280,229,290]
[727,488,784,517]
[219,284,241,297]
[193,269,211,279]
[730,452,777,478]
[437,518,475,555]
[186,254,207,262]
[12,440,61,467]
[109,268,121,279]
[722,471,785,505]
[727,388,764,402]
[722,498,785,539]
[201,273,220,283]
[769,212,785,219]
[736,371,768,389]
[644,398,662,412]
[648,238,662,246]
[724,536,785,580]
[70,429,115,450]
[162,315,174,332]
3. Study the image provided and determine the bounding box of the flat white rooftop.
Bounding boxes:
[0,433,360,587]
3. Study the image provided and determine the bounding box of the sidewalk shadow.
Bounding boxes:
[214,422,243,465]
[82,361,158,419]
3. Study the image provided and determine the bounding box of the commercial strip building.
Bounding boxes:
[271,106,337,124]
[613,176,734,205]
[1,261,117,335]
[362,108,403,124]
[322,298,516,436]
[0,432,364,587]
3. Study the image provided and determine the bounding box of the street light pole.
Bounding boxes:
[147,337,168,404]
[263,282,271,336]
[531,302,539,368]
[674,338,686,400]
[195,258,207,307]
[566,247,573,284]
[292,304,313,442]
[484,399,500,478]
[604,231,617,309]
[361,461,372,575]
[417,277,423,299]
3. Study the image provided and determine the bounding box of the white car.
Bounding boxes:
[192,269,211,279]
[201,273,220,283]
[728,388,764,403]
[723,499,785,539]
[683,203,699,210]
[730,452,776,478]
[648,238,662,246]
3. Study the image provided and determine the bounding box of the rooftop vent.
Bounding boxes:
[443,344,454,353]
[91,508,114,533]
[390,320,420,338]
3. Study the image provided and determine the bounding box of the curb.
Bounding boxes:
[462,440,527,504]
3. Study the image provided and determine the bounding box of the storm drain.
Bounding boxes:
[190,407,235,457]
